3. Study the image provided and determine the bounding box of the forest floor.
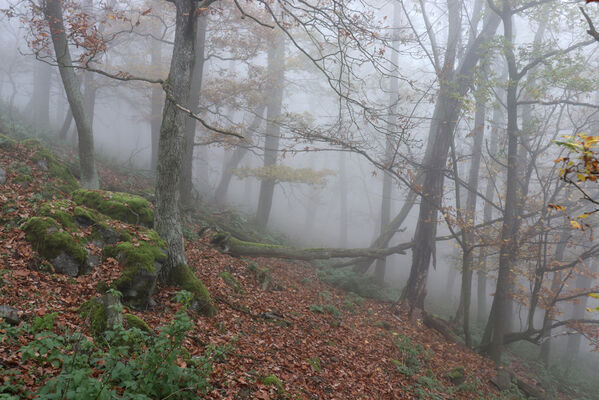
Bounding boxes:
[0,133,575,399]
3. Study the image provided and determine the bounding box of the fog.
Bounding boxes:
[2,0,599,392]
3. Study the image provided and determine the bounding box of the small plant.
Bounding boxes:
[323,304,341,318]
[31,312,58,333]
[307,357,322,372]
[262,374,284,393]
[309,305,325,314]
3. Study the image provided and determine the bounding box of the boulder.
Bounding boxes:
[0,304,19,325]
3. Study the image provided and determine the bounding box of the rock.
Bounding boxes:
[491,369,513,391]
[0,304,19,325]
[37,159,48,171]
[0,167,6,184]
[447,366,465,385]
[50,251,81,276]
[94,225,122,245]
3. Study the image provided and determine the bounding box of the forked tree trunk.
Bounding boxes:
[45,0,99,189]
[255,30,285,230]
[180,14,208,207]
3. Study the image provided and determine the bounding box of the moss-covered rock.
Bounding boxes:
[38,200,77,230]
[105,235,166,310]
[170,264,216,317]
[22,216,87,276]
[219,271,242,293]
[79,293,123,336]
[27,141,79,191]
[447,366,466,385]
[124,313,152,333]
[72,189,154,227]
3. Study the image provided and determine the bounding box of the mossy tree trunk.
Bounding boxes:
[211,233,411,261]
[45,0,99,189]
[255,29,285,230]
[150,38,163,174]
[180,14,208,207]
[154,1,215,316]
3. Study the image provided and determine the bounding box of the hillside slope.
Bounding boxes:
[0,135,535,399]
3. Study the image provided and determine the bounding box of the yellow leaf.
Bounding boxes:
[570,220,582,230]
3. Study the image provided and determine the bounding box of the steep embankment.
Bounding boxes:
[0,135,526,399]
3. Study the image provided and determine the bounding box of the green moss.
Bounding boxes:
[72,189,154,226]
[262,374,283,392]
[73,205,104,225]
[229,235,283,249]
[104,241,165,275]
[79,298,107,337]
[219,271,242,293]
[0,134,17,149]
[38,200,77,230]
[22,216,87,264]
[170,263,216,317]
[29,144,79,191]
[14,174,33,184]
[124,313,152,333]
[447,366,465,384]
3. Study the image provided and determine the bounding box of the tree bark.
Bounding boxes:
[180,14,208,207]
[45,0,99,189]
[155,0,201,277]
[255,30,285,230]
[150,37,164,173]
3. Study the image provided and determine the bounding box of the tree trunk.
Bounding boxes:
[338,152,349,247]
[454,69,487,347]
[374,0,401,286]
[155,0,201,275]
[214,105,266,204]
[31,61,52,127]
[539,237,568,364]
[255,30,285,230]
[476,120,499,323]
[211,232,411,261]
[180,14,208,207]
[487,4,519,363]
[565,260,597,362]
[45,0,99,189]
[401,4,501,312]
[150,38,163,173]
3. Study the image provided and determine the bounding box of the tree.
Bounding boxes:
[44,0,99,189]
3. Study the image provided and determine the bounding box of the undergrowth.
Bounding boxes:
[0,291,221,399]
